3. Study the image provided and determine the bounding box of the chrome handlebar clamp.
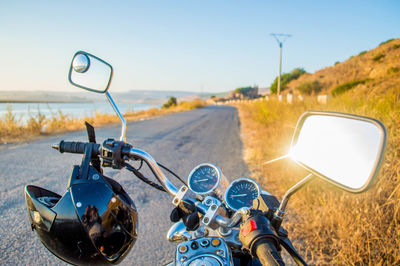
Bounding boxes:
[172,186,198,207]
[201,201,227,230]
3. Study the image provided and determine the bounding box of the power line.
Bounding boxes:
[270,33,292,96]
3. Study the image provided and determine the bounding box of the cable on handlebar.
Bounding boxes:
[136,159,144,171]
[124,162,166,192]
[156,162,187,187]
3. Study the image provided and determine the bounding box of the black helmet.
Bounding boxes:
[24,165,138,265]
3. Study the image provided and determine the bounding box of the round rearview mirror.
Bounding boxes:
[290,111,386,193]
[68,51,113,93]
[72,54,90,73]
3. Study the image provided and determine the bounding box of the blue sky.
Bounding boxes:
[1,1,399,93]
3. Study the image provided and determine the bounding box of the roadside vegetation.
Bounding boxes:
[235,88,400,264]
[162,96,178,108]
[295,80,322,95]
[270,68,306,94]
[234,39,400,264]
[0,98,207,143]
[331,78,371,96]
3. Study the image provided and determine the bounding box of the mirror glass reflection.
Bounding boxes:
[72,54,90,73]
[291,114,384,191]
[69,52,112,93]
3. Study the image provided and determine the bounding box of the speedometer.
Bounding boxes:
[188,163,228,196]
[224,178,261,211]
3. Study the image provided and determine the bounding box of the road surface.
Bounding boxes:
[0,105,250,265]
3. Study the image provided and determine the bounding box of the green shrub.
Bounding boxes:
[380,39,394,45]
[296,80,323,95]
[358,50,367,56]
[387,66,400,75]
[393,44,400,49]
[162,96,177,108]
[334,61,340,65]
[372,53,385,62]
[331,79,370,96]
[270,68,306,94]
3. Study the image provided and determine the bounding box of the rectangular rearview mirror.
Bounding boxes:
[290,111,386,193]
[68,51,113,93]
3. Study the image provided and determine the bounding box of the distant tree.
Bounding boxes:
[162,96,177,108]
[234,86,253,95]
[270,68,306,94]
[210,95,216,98]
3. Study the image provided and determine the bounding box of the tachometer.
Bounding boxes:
[224,178,261,211]
[188,163,228,196]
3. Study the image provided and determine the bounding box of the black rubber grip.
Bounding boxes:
[58,141,100,156]
[255,240,285,266]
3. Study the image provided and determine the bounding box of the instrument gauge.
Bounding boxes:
[224,178,261,211]
[188,163,228,197]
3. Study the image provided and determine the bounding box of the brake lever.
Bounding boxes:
[85,122,102,172]
[278,234,307,266]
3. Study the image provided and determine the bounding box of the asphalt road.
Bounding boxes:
[0,105,250,265]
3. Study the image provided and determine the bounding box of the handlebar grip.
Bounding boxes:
[255,240,285,266]
[59,141,86,154]
[56,141,100,156]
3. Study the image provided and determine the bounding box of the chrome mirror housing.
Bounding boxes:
[68,51,126,141]
[68,51,113,93]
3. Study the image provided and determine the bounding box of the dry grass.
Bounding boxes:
[0,99,207,143]
[235,89,400,264]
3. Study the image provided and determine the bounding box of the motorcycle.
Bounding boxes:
[24,51,387,265]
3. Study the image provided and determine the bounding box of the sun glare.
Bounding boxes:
[291,115,382,189]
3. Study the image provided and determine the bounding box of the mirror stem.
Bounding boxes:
[105,91,127,142]
[272,173,315,230]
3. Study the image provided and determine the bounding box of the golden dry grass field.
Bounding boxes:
[235,52,400,264]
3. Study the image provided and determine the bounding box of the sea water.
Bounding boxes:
[0,102,160,123]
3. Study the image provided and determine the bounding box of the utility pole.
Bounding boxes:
[271,33,291,96]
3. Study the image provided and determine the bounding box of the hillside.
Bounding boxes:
[286,38,400,96]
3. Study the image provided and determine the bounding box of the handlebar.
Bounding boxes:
[195,202,247,229]
[53,140,179,196]
[128,148,179,196]
[53,140,101,155]
[53,140,240,226]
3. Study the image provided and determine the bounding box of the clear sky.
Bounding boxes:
[1,1,399,93]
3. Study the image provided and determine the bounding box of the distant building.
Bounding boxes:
[258,87,270,96]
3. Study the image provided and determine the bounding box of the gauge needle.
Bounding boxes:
[231,194,247,197]
[195,179,209,182]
